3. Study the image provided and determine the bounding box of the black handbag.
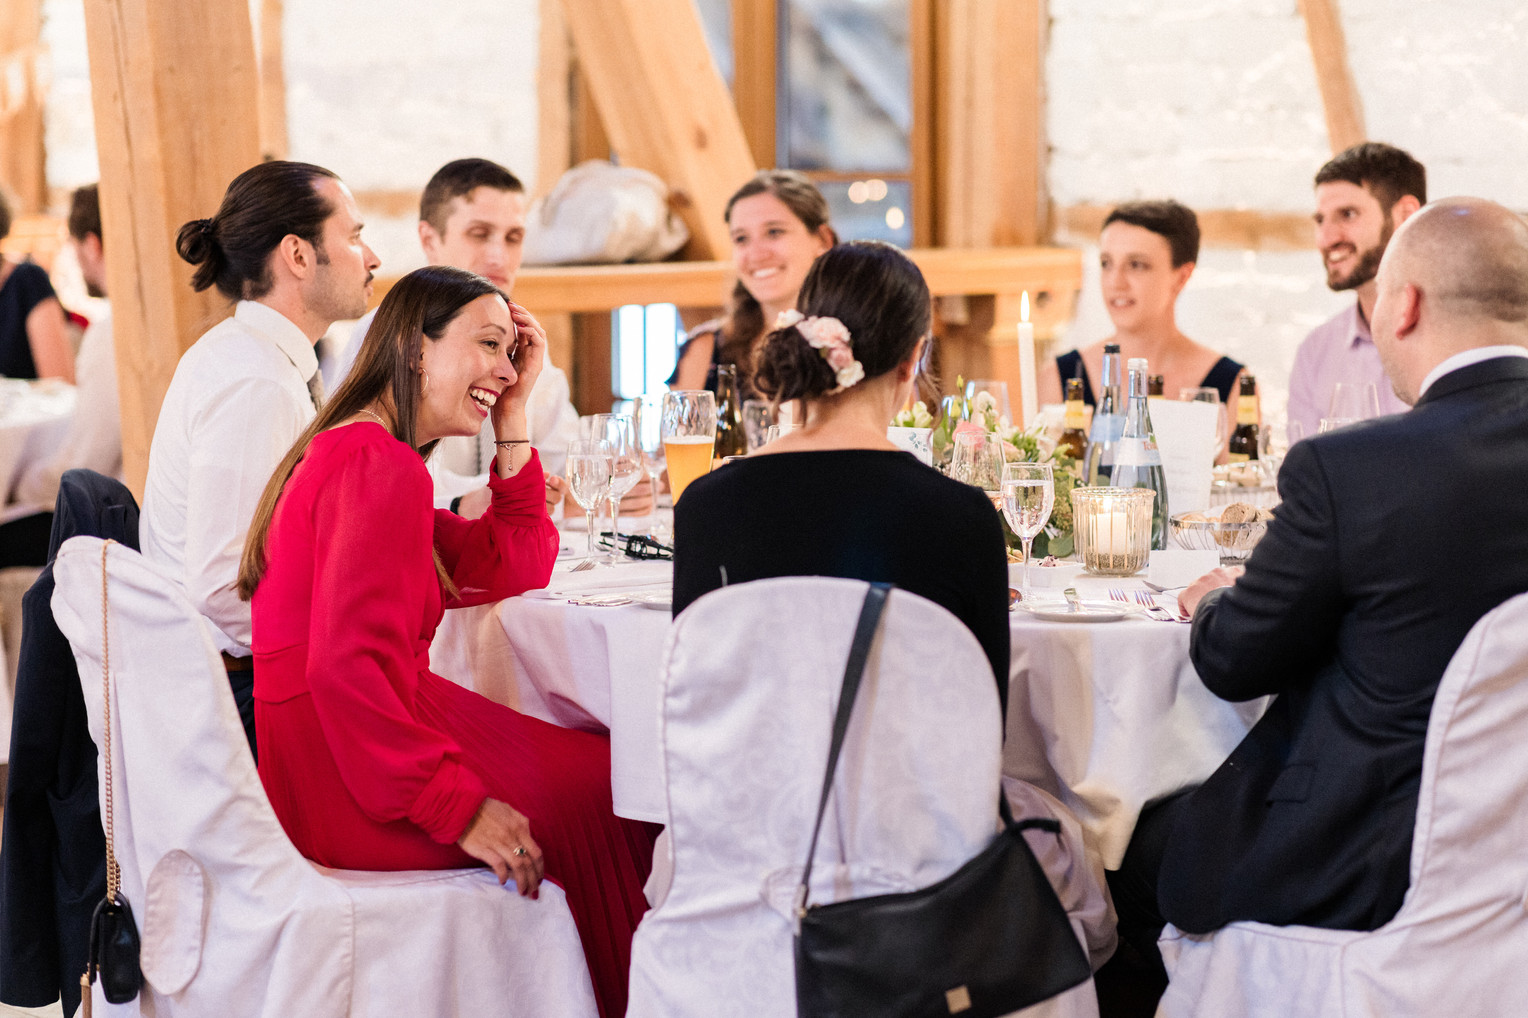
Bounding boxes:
[793,583,1093,1018]
[81,541,143,1017]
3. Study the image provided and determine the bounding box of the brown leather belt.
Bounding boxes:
[221,652,254,674]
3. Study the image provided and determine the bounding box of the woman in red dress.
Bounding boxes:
[238,265,655,1017]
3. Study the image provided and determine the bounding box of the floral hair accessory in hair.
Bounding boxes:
[775,309,866,393]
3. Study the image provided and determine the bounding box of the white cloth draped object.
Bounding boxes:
[1157,590,1528,1018]
[627,576,1110,1018]
[52,537,597,1018]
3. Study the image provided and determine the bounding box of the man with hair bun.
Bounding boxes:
[1287,142,1426,438]
[141,160,379,756]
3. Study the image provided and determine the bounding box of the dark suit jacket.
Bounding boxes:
[0,470,139,1012]
[1159,355,1528,933]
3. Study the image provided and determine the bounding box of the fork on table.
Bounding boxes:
[1108,588,1180,622]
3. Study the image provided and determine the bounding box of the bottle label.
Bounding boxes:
[1089,413,1126,444]
[1237,396,1258,425]
[1112,438,1162,467]
[1227,452,1250,463]
[1064,400,1086,430]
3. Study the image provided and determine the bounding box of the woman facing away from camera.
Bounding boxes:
[238,265,656,1018]
[1040,199,1244,407]
[669,169,836,399]
[672,240,1010,702]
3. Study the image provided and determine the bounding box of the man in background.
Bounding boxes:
[1286,142,1425,438]
[0,184,123,566]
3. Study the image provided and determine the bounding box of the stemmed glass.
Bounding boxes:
[1002,463,1055,590]
[635,394,668,535]
[950,431,1007,510]
[1180,386,1225,458]
[592,414,643,563]
[1329,381,1380,422]
[660,390,717,504]
[964,379,1013,422]
[566,438,612,568]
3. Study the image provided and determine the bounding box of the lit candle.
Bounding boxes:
[1095,497,1130,557]
[1017,291,1037,428]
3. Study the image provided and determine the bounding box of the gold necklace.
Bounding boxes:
[355,408,389,429]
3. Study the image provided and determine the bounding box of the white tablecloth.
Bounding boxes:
[430,558,1265,863]
[0,379,75,518]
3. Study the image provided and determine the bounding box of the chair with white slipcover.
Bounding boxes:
[627,576,1111,1018]
[51,536,597,1018]
[1156,591,1528,1018]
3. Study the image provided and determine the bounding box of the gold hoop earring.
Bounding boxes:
[421,369,431,397]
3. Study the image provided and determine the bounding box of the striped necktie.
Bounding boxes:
[306,371,324,411]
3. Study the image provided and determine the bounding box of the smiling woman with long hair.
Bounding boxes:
[238,265,656,1018]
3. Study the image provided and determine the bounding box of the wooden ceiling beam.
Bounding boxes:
[560,0,757,260]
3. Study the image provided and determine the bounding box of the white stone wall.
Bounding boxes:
[1047,0,1528,424]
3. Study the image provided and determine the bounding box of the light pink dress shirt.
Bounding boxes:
[1286,303,1410,441]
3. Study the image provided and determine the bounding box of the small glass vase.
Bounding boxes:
[1071,486,1153,576]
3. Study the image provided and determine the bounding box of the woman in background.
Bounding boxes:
[239,265,655,1018]
[1040,199,1242,407]
[673,241,1009,701]
[669,169,835,399]
[0,189,74,382]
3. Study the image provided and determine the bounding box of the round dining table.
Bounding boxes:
[429,540,1265,869]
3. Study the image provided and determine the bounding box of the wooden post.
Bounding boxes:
[0,0,46,214]
[731,0,777,170]
[1297,0,1366,153]
[83,0,263,497]
[257,0,289,160]
[561,0,757,259]
[929,0,1049,420]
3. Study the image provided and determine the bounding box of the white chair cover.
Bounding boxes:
[1157,591,1528,1018]
[51,537,596,1018]
[627,576,1106,1018]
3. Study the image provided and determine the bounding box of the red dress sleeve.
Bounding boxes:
[434,448,559,607]
[303,437,487,844]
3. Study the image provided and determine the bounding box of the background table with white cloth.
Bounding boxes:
[430,552,1265,865]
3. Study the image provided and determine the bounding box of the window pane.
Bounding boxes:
[692,0,734,85]
[819,177,912,247]
[780,0,911,173]
[613,303,684,399]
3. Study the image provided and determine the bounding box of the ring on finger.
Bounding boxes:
[512,846,529,857]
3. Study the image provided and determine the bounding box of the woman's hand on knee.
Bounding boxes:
[458,798,545,897]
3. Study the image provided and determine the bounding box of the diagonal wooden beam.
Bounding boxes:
[0,0,47,214]
[1297,0,1366,153]
[560,0,757,260]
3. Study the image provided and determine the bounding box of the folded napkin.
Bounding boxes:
[529,559,674,597]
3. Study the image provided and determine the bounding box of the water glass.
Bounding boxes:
[1319,417,1360,434]
[1001,462,1055,590]
[566,438,613,566]
[964,379,1013,423]
[950,431,1006,508]
[742,399,773,452]
[592,414,643,562]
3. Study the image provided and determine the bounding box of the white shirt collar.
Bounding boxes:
[1419,345,1528,398]
[234,300,319,382]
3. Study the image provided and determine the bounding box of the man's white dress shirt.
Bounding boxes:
[331,308,580,502]
[17,308,123,509]
[141,301,318,656]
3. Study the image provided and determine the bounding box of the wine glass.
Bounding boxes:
[950,431,1007,509]
[763,422,798,445]
[964,379,1013,424]
[1002,462,1055,591]
[661,390,717,504]
[1319,417,1360,434]
[592,414,643,563]
[566,438,613,568]
[635,394,667,534]
[741,399,773,452]
[1329,382,1380,421]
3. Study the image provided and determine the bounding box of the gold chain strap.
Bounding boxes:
[100,539,120,900]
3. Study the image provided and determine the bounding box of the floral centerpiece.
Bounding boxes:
[920,385,1081,558]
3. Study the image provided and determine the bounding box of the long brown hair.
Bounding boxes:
[237,265,504,599]
[716,170,836,381]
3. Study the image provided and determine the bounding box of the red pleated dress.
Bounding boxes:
[252,422,655,1018]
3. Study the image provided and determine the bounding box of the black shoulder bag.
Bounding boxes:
[794,583,1092,1018]
[81,541,142,1017]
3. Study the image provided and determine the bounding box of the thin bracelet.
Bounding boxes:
[494,439,531,447]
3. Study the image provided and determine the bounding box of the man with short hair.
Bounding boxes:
[1286,142,1426,438]
[1163,197,1528,934]
[142,160,379,754]
[331,158,580,512]
[1,184,122,566]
